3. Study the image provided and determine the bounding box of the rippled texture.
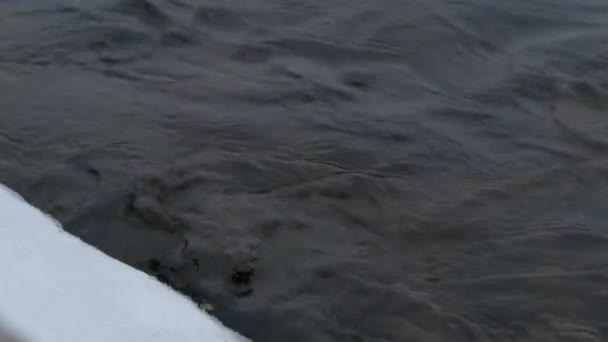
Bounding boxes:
[2,0,608,341]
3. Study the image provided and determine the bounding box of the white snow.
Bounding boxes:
[0,183,249,342]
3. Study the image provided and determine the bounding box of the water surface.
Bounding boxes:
[2,0,608,341]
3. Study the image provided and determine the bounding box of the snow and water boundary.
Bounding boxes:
[0,183,249,342]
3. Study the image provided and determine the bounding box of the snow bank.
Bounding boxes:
[0,184,249,342]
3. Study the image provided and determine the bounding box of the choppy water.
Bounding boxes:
[2,0,608,341]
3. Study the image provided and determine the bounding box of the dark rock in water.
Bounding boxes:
[230,261,255,297]
[231,264,254,285]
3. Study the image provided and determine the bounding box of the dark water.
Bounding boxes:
[2,0,608,340]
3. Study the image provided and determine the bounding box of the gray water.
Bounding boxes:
[2,0,608,341]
